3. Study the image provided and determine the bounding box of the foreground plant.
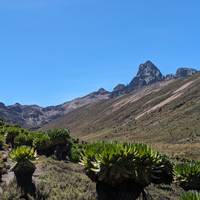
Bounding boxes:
[180,191,200,200]
[174,160,200,191]
[80,142,173,200]
[10,146,36,196]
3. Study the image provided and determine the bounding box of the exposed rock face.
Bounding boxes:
[126,61,164,91]
[176,68,198,78]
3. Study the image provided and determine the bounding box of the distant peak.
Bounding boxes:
[127,61,163,90]
[97,88,109,94]
[176,67,198,78]
[144,60,154,65]
[138,60,159,72]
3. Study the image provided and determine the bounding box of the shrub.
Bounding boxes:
[5,127,24,147]
[14,133,33,147]
[33,134,50,152]
[174,160,200,191]
[47,128,70,145]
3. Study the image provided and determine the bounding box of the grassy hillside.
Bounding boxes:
[43,74,200,158]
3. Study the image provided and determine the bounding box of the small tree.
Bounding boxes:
[10,146,36,197]
[80,142,173,200]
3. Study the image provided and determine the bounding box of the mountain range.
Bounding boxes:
[0,61,199,142]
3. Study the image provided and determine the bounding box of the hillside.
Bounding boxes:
[43,73,200,156]
[0,88,110,129]
[0,61,198,129]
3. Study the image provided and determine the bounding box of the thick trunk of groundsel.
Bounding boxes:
[96,180,145,200]
[13,161,36,196]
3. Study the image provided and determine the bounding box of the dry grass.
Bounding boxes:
[43,74,200,149]
[1,156,184,200]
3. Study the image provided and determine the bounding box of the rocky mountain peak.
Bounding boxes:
[127,61,164,90]
[176,67,198,78]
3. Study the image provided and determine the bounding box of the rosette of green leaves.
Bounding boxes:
[174,160,200,191]
[80,142,173,187]
[10,146,36,163]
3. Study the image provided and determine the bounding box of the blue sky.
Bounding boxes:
[0,0,200,106]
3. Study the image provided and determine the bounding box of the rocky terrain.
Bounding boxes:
[0,61,199,130]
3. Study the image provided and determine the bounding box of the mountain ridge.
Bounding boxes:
[0,60,199,129]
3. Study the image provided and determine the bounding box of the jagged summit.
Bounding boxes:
[127,61,164,90]
[96,88,110,95]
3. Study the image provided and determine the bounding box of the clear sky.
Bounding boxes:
[0,0,200,107]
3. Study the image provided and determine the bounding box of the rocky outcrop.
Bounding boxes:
[176,68,198,78]
[111,84,126,97]
[126,61,164,92]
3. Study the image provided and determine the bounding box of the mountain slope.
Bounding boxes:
[43,73,200,146]
[0,60,199,132]
[0,88,110,128]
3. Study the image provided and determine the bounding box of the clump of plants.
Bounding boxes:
[174,160,200,191]
[5,126,28,148]
[46,128,71,160]
[80,142,173,200]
